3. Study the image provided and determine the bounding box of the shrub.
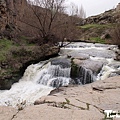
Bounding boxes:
[111,24,120,49]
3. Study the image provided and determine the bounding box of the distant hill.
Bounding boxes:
[78,3,120,43]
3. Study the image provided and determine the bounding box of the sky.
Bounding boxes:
[66,0,120,17]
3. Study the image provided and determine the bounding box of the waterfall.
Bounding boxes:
[72,66,95,85]
[0,60,71,108]
[96,58,120,80]
[0,42,120,108]
[37,64,71,87]
[78,66,95,84]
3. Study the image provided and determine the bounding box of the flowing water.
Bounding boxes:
[0,42,120,108]
[60,42,120,80]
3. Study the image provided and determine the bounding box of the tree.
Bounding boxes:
[19,0,82,45]
[69,3,86,19]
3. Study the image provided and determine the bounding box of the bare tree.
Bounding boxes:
[19,0,66,43]
[69,3,86,19]
[18,0,82,45]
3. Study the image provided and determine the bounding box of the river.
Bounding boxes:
[0,42,120,108]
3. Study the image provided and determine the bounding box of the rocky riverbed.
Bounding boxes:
[0,76,120,120]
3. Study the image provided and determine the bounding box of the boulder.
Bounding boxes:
[72,58,104,75]
[51,58,71,68]
[70,58,105,84]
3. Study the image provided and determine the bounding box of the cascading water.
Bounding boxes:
[0,42,120,108]
[0,59,71,108]
[61,42,120,81]
[77,66,95,84]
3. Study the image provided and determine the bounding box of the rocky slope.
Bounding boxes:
[0,76,120,120]
[83,3,120,25]
[79,3,120,42]
[0,0,27,37]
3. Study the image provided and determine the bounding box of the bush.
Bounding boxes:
[111,24,120,48]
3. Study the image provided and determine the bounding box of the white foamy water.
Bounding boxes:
[0,61,70,108]
[61,42,120,80]
[0,42,119,108]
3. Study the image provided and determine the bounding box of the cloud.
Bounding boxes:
[66,0,120,17]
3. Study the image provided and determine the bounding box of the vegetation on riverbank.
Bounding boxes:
[80,23,115,30]
[78,23,115,43]
[0,0,120,90]
[0,37,59,89]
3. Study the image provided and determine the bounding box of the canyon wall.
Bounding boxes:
[0,0,27,36]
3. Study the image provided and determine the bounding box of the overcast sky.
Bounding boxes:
[66,0,120,17]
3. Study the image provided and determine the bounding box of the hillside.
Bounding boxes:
[0,0,60,89]
[79,3,120,43]
[0,1,120,89]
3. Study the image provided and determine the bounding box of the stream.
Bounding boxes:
[0,42,120,108]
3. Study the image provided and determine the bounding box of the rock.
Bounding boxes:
[51,58,71,68]
[116,3,120,11]
[82,6,120,25]
[12,104,104,120]
[34,96,66,105]
[0,76,120,120]
[70,58,105,84]
[0,0,7,32]
[114,48,120,61]
[67,52,90,60]
[0,106,17,120]
[72,58,104,75]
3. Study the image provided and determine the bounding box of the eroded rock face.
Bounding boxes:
[0,0,7,32]
[70,58,104,84]
[82,4,120,25]
[115,49,120,61]
[116,3,120,11]
[0,0,27,36]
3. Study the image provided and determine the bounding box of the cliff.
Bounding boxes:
[0,0,7,33]
[0,0,27,37]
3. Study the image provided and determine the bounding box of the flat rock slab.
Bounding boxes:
[13,105,104,120]
[0,106,17,120]
[0,76,120,120]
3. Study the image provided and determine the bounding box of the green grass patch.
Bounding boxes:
[0,38,13,61]
[89,37,105,44]
[0,37,36,61]
[80,23,115,30]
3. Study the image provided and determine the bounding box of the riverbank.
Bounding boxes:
[0,38,59,89]
[0,76,120,120]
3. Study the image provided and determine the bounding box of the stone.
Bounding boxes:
[34,96,66,105]
[0,106,17,120]
[67,51,90,60]
[0,76,120,120]
[73,58,104,75]
[51,58,71,68]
